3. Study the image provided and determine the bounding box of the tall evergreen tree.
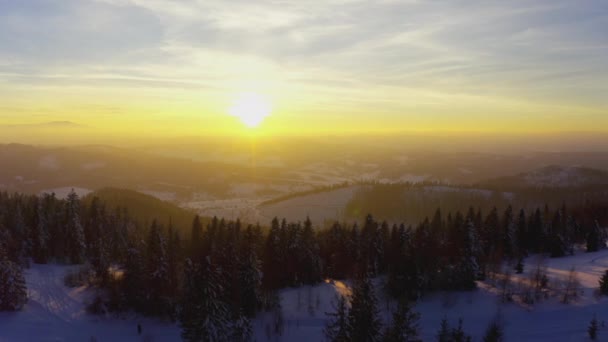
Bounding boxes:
[0,246,27,311]
[324,295,350,342]
[348,276,382,342]
[383,299,421,342]
[65,190,85,264]
[180,258,232,342]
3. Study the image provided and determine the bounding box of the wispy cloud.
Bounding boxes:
[0,0,607,131]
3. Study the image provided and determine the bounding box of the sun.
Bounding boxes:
[229,92,272,128]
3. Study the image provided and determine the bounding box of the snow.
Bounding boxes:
[260,250,608,341]
[259,186,361,224]
[5,251,608,341]
[0,264,180,342]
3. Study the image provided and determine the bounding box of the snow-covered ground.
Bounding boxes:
[0,265,180,342]
[4,250,608,341]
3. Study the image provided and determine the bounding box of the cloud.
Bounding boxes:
[0,0,607,130]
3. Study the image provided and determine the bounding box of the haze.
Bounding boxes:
[1,0,607,146]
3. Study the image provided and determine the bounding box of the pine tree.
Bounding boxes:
[587,221,605,253]
[348,276,382,342]
[482,320,503,342]
[599,270,608,296]
[0,249,27,311]
[449,319,472,342]
[324,295,350,342]
[437,318,451,342]
[588,315,599,341]
[383,299,421,342]
[241,251,262,317]
[190,215,203,260]
[145,221,170,316]
[180,257,232,342]
[232,314,253,342]
[31,198,50,264]
[65,190,85,264]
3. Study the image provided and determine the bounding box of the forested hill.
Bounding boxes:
[83,188,203,234]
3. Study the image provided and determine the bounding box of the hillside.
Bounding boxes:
[83,188,201,233]
[481,165,608,189]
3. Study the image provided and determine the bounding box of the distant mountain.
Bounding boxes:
[480,165,608,188]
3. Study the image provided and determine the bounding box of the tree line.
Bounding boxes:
[0,190,607,341]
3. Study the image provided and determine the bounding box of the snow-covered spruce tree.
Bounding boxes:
[239,244,262,317]
[598,270,608,296]
[449,319,472,342]
[348,276,382,342]
[437,318,472,342]
[9,204,30,266]
[324,295,350,342]
[482,319,504,342]
[300,216,322,284]
[436,318,450,342]
[588,315,599,341]
[180,257,232,342]
[65,190,85,264]
[31,197,50,264]
[587,221,605,253]
[232,314,253,342]
[0,248,27,311]
[145,220,170,316]
[455,219,480,290]
[382,299,421,342]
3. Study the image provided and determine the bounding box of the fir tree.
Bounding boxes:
[348,276,382,342]
[145,221,170,316]
[588,315,599,341]
[437,318,451,342]
[324,295,350,342]
[482,320,503,342]
[383,299,421,342]
[0,247,27,311]
[239,246,262,317]
[598,270,608,296]
[31,198,50,264]
[180,258,232,342]
[587,221,605,253]
[190,215,203,260]
[65,190,85,264]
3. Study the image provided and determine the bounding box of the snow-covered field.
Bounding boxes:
[259,186,361,224]
[4,250,608,341]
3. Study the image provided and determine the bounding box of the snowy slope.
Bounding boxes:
[257,250,608,341]
[5,251,608,341]
[483,165,608,188]
[0,265,180,342]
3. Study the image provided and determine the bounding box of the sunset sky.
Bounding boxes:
[1,0,607,140]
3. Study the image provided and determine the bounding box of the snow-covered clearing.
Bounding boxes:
[0,264,180,342]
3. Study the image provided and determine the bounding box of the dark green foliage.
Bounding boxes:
[383,299,421,342]
[515,258,524,274]
[437,318,472,342]
[587,221,605,253]
[599,270,608,296]
[482,320,503,342]
[0,248,27,311]
[348,276,382,342]
[180,258,232,342]
[324,296,350,342]
[588,316,599,341]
